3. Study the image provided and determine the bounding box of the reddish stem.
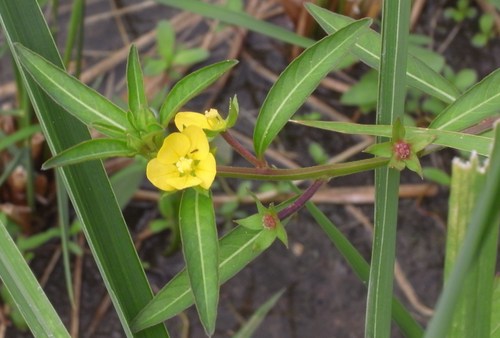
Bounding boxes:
[277,179,327,220]
[221,130,267,168]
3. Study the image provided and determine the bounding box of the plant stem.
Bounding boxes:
[221,130,266,168]
[277,179,327,220]
[217,157,389,181]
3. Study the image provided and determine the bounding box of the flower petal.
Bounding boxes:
[195,153,216,189]
[146,158,178,191]
[167,175,202,190]
[156,132,191,164]
[183,126,209,159]
[175,112,210,131]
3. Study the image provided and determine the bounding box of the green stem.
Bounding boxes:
[217,157,389,180]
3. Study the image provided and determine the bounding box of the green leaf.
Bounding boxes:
[14,44,134,138]
[226,95,239,128]
[159,59,238,125]
[233,288,285,338]
[172,48,209,67]
[179,189,219,336]
[42,138,133,169]
[293,120,493,156]
[1,2,169,336]
[131,225,277,332]
[0,124,41,152]
[306,3,460,104]
[156,20,175,65]
[253,18,372,158]
[127,45,148,113]
[492,278,500,338]
[430,68,500,131]
[0,218,70,337]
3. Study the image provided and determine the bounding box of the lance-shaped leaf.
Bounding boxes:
[159,60,238,125]
[0,219,70,337]
[293,120,493,156]
[42,139,133,169]
[429,68,500,131]
[179,189,219,336]
[14,43,133,138]
[306,3,460,104]
[131,224,277,332]
[253,18,371,158]
[127,45,148,113]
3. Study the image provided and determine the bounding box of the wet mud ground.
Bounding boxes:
[2,0,500,337]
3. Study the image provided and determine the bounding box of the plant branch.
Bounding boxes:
[221,130,266,168]
[277,179,327,220]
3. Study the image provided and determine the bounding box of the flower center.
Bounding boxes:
[394,141,411,160]
[176,156,194,174]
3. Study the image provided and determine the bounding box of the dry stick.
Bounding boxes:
[85,1,157,26]
[39,246,62,287]
[0,304,7,338]
[410,0,427,31]
[109,0,131,46]
[71,235,84,338]
[85,295,112,338]
[344,204,435,317]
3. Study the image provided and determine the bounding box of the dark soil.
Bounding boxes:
[2,0,499,337]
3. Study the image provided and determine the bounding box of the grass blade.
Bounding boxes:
[159,60,238,125]
[14,43,133,137]
[132,225,277,332]
[233,288,286,338]
[429,68,500,131]
[293,120,493,156]
[425,125,500,338]
[492,278,500,338]
[253,18,371,158]
[0,1,169,337]
[179,189,219,336]
[444,153,498,337]
[154,0,314,48]
[0,124,41,152]
[366,2,410,337]
[42,138,132,169]
[0,218,70,337]
[306,3,459,104]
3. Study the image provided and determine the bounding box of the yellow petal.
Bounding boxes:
[156,132,190,164]
[205,109,226,131]
[175,112,210,131]
[195,153,216,189]
[167,175,202,190]
[146,158,178,191]
[183,126,209,159]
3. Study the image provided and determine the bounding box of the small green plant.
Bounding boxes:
[472,13,496,47]
[444,0,477,23]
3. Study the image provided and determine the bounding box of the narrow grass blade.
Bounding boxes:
[233,288,285,338]
[159,59,238,125]
[425,126,500,337]
[0,124,41,152]
[0,1,169,337]
[492,278,500,338]
[366,2,410,337]
[293,120,493,156]
[14,44,133,137]
[127,45,148,112]
[179,189,219,336]
[42,138,132,169]
[306,3,459,104]
[443,153,498,337]
[154,0,314,48]
[303,199,423,338]
[132,225,277,332]
[0,218,71,337]
[429,68,500,131]
[253,18,371,158]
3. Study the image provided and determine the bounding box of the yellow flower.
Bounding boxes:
[175,109,227,132]
[146,126,216,191]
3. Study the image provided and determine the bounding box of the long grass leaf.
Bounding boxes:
[429,68,500,131]
[366,2,410,337]
[0,124,41,152]
[179,190,219,335]
[293,120,493,156]
[0,1,169,337]
[0,218,70,337]
[425,125,500,337]
[253,18,371,158]
[305,3,459,104]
